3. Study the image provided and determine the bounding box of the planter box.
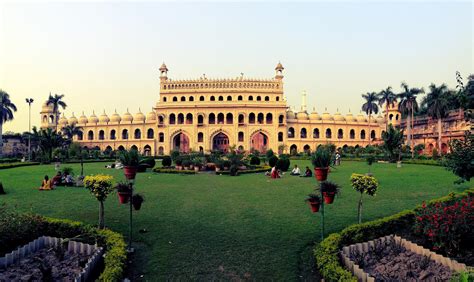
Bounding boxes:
[0,236,104,282]
[340,235,467,282]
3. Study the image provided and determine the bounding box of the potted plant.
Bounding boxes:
[175,157,183,170]
[116,181,132,204]
[119,149,140,180]
[182,159,191,170]
[311,146,332,181]
[319,181,340,204]
[215,160,223,172]
[132,193,144,210]
[193,157,204,172]
[305,193,321,213]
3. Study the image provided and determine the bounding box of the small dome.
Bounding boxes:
[58,114,68,125]
[275,62,284,71]
[110,110,121,123]
[134,109,145,122]
[159,62,168,72]
[376,114,385,124]
[99,111,110,123]
[296,111,309,120]
[146,111,157,121]
[345,112,357,122]
[68,113,78,125]
[122,110,133,123]
[357,112,367,123]
[78,112,88,124]
[309,108,321,120]
[286,109,296,119]
[333,110,345,122]
[88,111,99,124]
[321,109,333,121]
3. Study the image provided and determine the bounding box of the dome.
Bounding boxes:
[68,113,78,125]
[146,111,157,121]
[309,108,321,120]
[333,110,345,122]
[99,111,110,123]
[58,114,68,126]
[134,109,145,122]
[357,112,367,123]
[345,112,357,122]
[78,112,88,124]
[286,109,296,119]
[88,111,99,124]
[296,111,309,120]
[275,62,284,71]
[122,110,133,123]
[376,114,385,124]
[321,109,333,121]
[110,110,121,123]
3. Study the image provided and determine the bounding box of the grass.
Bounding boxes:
[0,160,469,280]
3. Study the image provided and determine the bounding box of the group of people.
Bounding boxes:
[289,165,312,177]
[39,171,75,190]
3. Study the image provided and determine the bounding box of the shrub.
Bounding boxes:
[140,157,156,168]
[0,182,5,194]
[229,164,239,176]
[119,149,140,167]
[162,156,172,167]
[0,162,40,170]
[443,133,473,182]
[84,174,115,229]
[276,156,291,171]
[152,168,196,174]
[350,173,379,223]
[265,149,274,159]
[268,155,279,167]
[249,156,261,165]
[432,148,439,160]
[170,150,180,161]
[311,145,332,168]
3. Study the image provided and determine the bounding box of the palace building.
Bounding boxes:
[40,63,390,156]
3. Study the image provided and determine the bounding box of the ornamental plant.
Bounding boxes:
[350,173,379,224]
[119,149,140,167]
[414,195,474,255]
[84,174,115,229]
[311,145,333,168]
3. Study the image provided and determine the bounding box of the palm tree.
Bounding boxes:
[0,90,17,157]
[361,92,379,145]
[397,82,424,158]
[25,127,64,161]
[377,86,397,130]
[62,124,85,176]
[422,83,450,152]
[46,93,67,131]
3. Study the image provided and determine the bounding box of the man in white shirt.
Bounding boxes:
[290,165,301,176]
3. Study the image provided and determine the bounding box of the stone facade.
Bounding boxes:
[41,63,391,156]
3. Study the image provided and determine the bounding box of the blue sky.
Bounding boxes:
[0,1,472,132]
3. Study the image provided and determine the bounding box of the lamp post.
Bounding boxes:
[25,98,34,161]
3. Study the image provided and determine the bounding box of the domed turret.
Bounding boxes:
[376,114,385,124]
[78,112,88,124]
[68,113,78,125]
[58,113,68,126]
[88,111,99,124]
[333,110,345,122]
[110,110,121,123]
[321,108,333,121]
[99,110,110,123]
[41,102,54,112]
[146,110,157,121]
[345,111,357,122]
[296,111,309,120]
[309,107,321,120]
[357,112,367,123]
[286,108,296,119]
[122,109,133,123]
[134,109,145,123]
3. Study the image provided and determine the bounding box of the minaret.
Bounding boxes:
[275,62,284,80]
[159,62,168,81]
[301,90,307,112]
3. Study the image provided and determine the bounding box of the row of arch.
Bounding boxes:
[168,112,285,125]
[162,95,281,103]
[163,82,280,90]
[287,127,378,140]
[78,128,160,141]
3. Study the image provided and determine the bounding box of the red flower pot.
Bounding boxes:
[308,201,321,213]
[314,167,329,181]
[118,192,131,204]
[323,192,336,204]
[123,166,138,180]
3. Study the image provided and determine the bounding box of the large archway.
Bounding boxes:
[251,132,268,153]
[173,133,190,153]
[212,132,229,152]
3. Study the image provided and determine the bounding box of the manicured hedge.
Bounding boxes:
[0,162,40,170]
[64,159,115,164]
[218,166,271,175]
[0,210,127,281]
[401,159,441,166]
[314,187,474,281]
[153,168,196,174]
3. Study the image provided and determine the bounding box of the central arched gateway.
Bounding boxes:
[173,133,190,153]
[212,132,229,152]
[251,132,268,153]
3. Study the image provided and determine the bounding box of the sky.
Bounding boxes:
[0,1,472,133]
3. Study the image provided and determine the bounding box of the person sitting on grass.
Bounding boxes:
[290,165,301,176]
[39,175,53,190]
[271,166,281,179]
[64,173,74,187]
[52,172,62,187]
[300,166,312,177]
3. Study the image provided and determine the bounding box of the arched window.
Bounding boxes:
[163,97,167,102]
[238,114,245,124]
[198,132,204,142]
[122,129,129,140]
[217,113,225,124]
[158,146,164,155]
[134,129,141,139]
[238,132,244,142]
[147,128,154,139]
[226,113,233,124]
[189,96,194,102]
[210,96,215,101]
[42,115,47,123]
[99,130,105,140]
[181,96,186,102]
[198,114,204,124]
[278,132,283,142]
[266,113,273,124]
[249,96,254,101]
[350,129,355,139]
[227,96,232,101]
[169,114,176,124]
[360,130,366,140]
[301,128,307,138]
[288,127,295,138]
[238,95,243,101]
[257,113,264,124]
[77,131,83,140]
[276,97,280,101]
[177,113,184,124]
[173,96,177,102]
[371,130,376,139]
[264,96,269,101]
[249,113,255,124]
[218,96,224,101]
[395,114,399,120]
[110,130,116,140]
[88,130,94,140]
[326,128,332,139]
[278,114,284,124]
[389,114,393,120]
[337,129,343,139]
[158,116,164,125]
[199,96,205,101]
[159,133,164,142]
[209,113,216,124]
[186,113,193,124]
[313,128,320,139]
[256,96,261,101]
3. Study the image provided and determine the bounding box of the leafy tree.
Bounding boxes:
[443,133,473,182]
[350,173,379,224]
[381,124,404,162]
[377,86,397,130]
[84,174,115,229]
[46,93,67,131]
[26,127,64,161]
[0,90,17,158]
[361,92,379,145]
[397,82,424,157]
[422,84,450,151]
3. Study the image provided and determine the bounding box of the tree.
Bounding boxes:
[25,127,64,162]
[62,124,84,175]
[84,174,115,229]
[397,82,424,158]
[46,93,67,131]
[361,92,379,145]
[381,124,404,162]
[377,86,397,130]
[422,84,450,151]
[443,133,473,183]
[0,90,17,158]
[350,173,379,223]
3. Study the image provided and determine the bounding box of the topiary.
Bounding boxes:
[140,157,156,168]
[276,156,291,171]
[229,164,239,176]
[268,155,279,167]
[162,156,172,167]
[250,156,261,165]
[0,182,5,195]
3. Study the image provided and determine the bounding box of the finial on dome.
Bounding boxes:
[325,107,328,112]
[313,107,316,112]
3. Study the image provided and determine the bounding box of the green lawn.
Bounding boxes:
[0,161,469,280]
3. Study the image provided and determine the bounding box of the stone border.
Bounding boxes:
[0,236,104,282]
[340,235,467,282]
